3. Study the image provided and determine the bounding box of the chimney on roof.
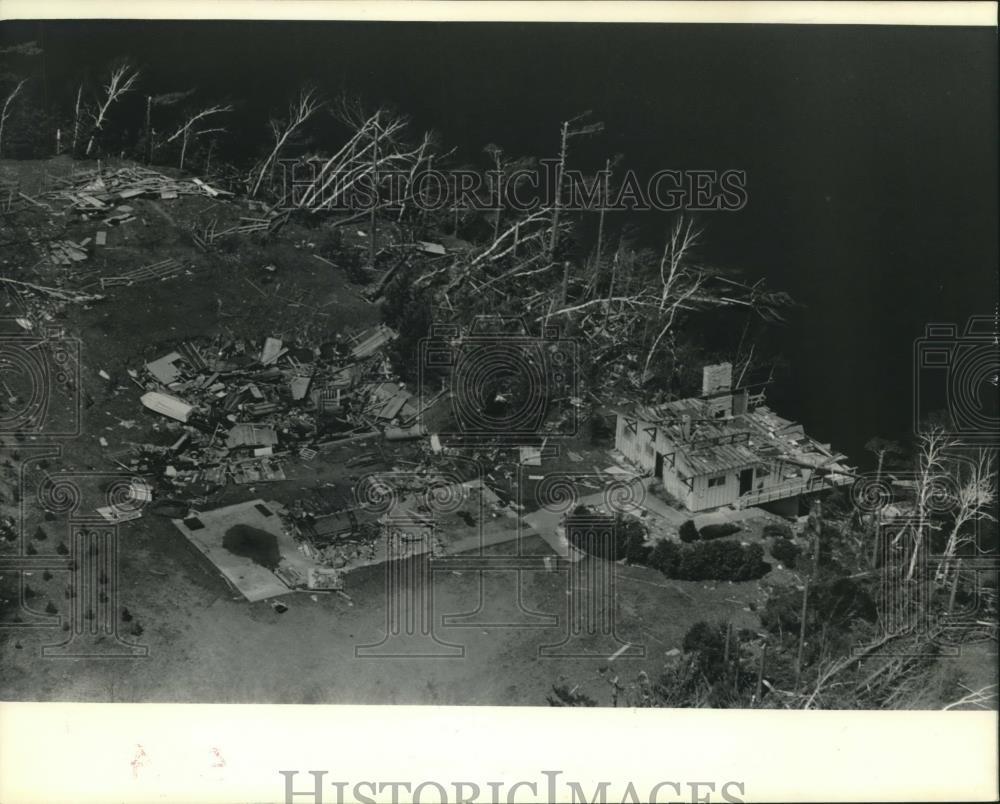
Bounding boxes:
[702,362,733,396]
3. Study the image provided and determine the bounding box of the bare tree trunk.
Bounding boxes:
[71,84,82,155]
[947,558,962,613]
[795,580,810,689]
[145,95,152,163]
[86,65,140,156]
[755,644,766,704]
[594,157,609,270]
[547,120,569,263]
[0,78,28,158]
[368,113,379,268]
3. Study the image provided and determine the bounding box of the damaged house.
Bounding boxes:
[614,363,855,514]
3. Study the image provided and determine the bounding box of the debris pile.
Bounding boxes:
[124,324,419,501]
[47,165,232,210]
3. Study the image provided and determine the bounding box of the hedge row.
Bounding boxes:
[648,538,770,582]
[679,520,742,543]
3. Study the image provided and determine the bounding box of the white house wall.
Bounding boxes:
[616,413,816,512]
[689,472,740,511]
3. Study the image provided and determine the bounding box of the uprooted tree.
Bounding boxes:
[292,98,439,216]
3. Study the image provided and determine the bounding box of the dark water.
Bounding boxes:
[6,20,998,462]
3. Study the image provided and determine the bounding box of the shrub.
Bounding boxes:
[770,536,801,568]
[763,522,794,540]
[660,540,770,582]
[682,621,729,682]
[620,518,652,565]
[56,542,69,555]
[679,520,699,543]
[33,526,47,541]
[761,577,879,639]
[699,523,741,541]
[565,508,616,559]
[760,588,804,636]
[648,539,682,575]
[565,508,651,564]
[45,601,58,614]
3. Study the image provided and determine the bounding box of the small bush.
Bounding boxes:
[42,570,53,581]
[565,508,651,564]
[56,542,69,555]
[770,536,801,568]
[682,621,730,682]
[698,523,741,541]
[761,577,879,639]
[621,518,652,565]
[679,520,699,543]
[33,526,47,541]
[763,522,794,540]
[45,601,58,614]
[659,540,770,582]
[648,539,682,575]
[26,543,37,555]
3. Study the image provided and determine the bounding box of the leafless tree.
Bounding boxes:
[903,428,954,582]
[547,112,604,262]
[146,88,196,162]
[0,77,27,157]
[936,448,996,583]
[865,437,903,489]
[640,217,702,382]
[294,104,434,213]
[166,103,232,170]
[250,87,324,197]
[71,83,83,154]
[85,63,140,156]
